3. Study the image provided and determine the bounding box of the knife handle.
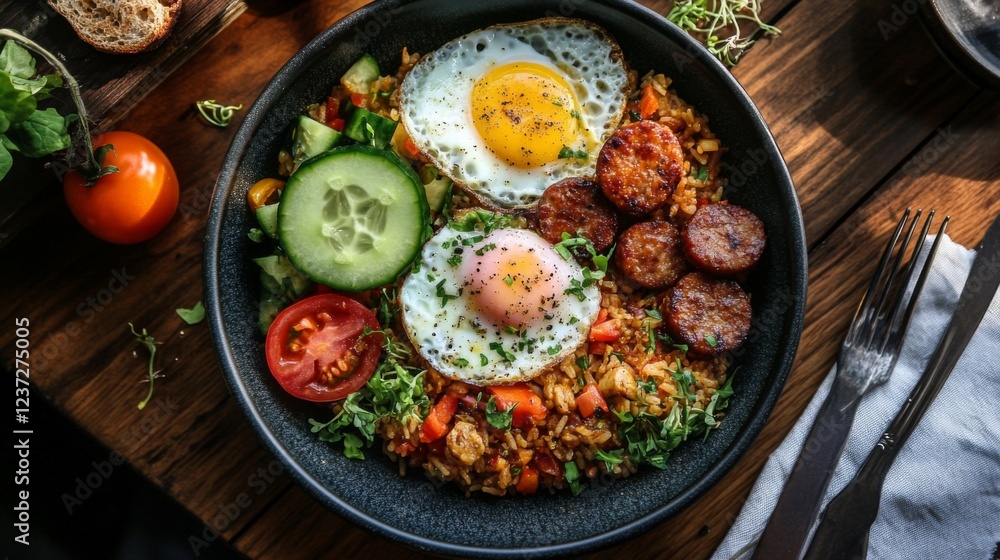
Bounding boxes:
[751,377,861,560]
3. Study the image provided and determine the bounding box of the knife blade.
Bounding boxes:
[803,212,1000,560]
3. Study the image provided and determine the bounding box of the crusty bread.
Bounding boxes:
[47,0,183,54]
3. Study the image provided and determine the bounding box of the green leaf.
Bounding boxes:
[176,301,206,325]
[5,108,71,157]
[0,141,11,181]
[0,73,37,134]
[247,228,264,243]
[0,41,36,79]
[485,396,516,430]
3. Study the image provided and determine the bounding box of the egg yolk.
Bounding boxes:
[461,229,568,329]
[471,62,583,168]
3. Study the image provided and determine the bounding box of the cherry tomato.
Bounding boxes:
[576,383,609,418]
[63,131,179,244]
[265,294,383,402]
[247,178,285,210]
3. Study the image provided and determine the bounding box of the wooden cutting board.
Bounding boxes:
[0,0,247,128]
[0,0,247,246]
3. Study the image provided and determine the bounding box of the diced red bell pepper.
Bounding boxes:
[516,464,539,495]
[576,383,609,418]
[350,92,366,108]
[325,96,340,122]
[488,383,548,430]
[418,394,458,443]
[639,83,659,120]
[404,137,421,157]
[589,314,621,342]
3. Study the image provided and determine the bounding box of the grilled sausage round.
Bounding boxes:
[663,272,751,357]
[683,203,766,275]
[596,120,684,216]
[537,178,618,252]
[615,221,689,289]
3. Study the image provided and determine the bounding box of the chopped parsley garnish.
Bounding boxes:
[672,359,698,402]
[569,109,582,121]
[646,322,657,355]
[504,325,520,335]
[547,345,562,355]
[435,279,458,306]
[490,342,516,362]
[657,332,689,353]
[503,274,514,286]
[552,99,564,107]
[705,334,718,348]
[637,376,658,395]
[485,396,516,430]
[594,449,624,471]
[558,146,588,160]
[475,243,497,256]
[480,353,489,366]
[576,355,590,371]
[564,278,587,301]
[564,461,583,495]
[695,165,710,181]
[461,234,485,246]
[451,209,513,234]
[645,309,662,321]
[455,358,469,368]
[569,316,580,325]
[447,254,462,267]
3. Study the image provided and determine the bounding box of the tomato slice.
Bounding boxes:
[265,294,383,402]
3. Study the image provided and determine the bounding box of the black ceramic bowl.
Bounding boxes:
[205,0,807,557]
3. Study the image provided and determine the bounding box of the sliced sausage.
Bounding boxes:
[683,203,766,275]
[537,178,618,252]
[663,272,751,357]
[615,221,689,289]
[596,120,684,216]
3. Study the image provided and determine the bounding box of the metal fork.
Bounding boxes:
[749,209,947,560]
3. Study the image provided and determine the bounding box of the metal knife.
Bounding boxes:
[803,212,1000,560]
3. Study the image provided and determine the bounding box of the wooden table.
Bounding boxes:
[4,0,998,558]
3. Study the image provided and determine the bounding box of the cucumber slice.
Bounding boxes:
[292,115,342,169]
[278,145,429,291]
[341,54,380,94]
[344,108,397,150]
[256,203,279,239]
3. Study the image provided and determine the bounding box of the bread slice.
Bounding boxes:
[47,0,183,54]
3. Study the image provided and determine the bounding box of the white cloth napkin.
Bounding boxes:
[712,235,1000,560]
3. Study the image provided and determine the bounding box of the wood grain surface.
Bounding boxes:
[2,0,997,559]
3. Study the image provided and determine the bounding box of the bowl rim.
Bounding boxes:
[204,0,808,556]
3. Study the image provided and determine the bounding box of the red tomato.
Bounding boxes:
[488,383,548,430]
[264,294,383,402]
[589,309,622,342]
[576,384,609,418]
[419,395,458,443]
[63,131,179,244]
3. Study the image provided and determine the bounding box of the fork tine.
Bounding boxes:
[879,215,949,357]
[864,209,924,348]
[847,209,911,344]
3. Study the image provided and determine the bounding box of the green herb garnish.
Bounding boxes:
[195,99,243,128]
[485,396,516,430]
[594,449,624,471]
[175,301,205,325]
[564,461,583,495]
[129,324,160,410]
[666,0,781,67]
[557,146,588,160]
[247,228,265,243]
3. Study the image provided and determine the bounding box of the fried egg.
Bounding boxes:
[399,18,630,208]
[399,225,601,384]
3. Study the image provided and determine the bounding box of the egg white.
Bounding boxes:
[399,18,630,209]
[399,225,601,385]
